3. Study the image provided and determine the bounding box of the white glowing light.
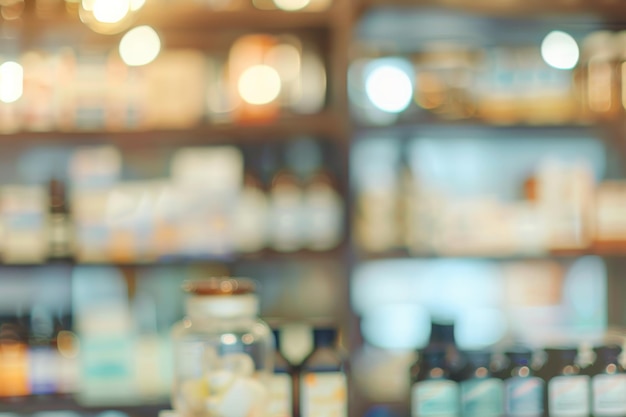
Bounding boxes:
[238,65,281,105]
[93,0,129,23]
[365,63,413,113]
[0,61,23,103]
[541,30,580,70]
[273,0,310,11]
[130,0,146,11]
[119,26,161,67]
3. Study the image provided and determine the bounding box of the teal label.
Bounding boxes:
[593,374,626,416]
[548,375,590,417]
[505,376,544,417]
[461,378,504,417]
[411,380,460,417]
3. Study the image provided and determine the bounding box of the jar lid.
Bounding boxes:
[183,277,256,296]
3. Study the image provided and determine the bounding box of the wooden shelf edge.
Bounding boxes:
[0,112,348,146]
[356,248,626,262]
[356,0,626,21]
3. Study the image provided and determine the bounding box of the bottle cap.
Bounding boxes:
[183,277,256,296]
[595,344,622,362]
[466,350,491,368]
[505,347,532,365]
[184,278,259,319]
[313,327,337,347]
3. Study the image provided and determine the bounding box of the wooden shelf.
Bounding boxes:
[354,118,598,137]
[0,246,346,269]
[357,247,626,262]
[0,112,348,148]
[0,394,168,415]
[357,0,626,22]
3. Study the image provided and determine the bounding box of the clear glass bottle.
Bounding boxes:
[171,278,273,417]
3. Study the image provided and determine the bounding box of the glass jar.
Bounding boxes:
[171,278,273,417]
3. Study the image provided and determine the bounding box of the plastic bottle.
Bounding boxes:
[410,348,460,417]
[460,351,504,417]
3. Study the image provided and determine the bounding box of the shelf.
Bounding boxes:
[354,118,599,138]
[0,246,346,269]
[356,247,626,262]
[357,0,626,22]
[0,395,169,415]
[0,112,348,148]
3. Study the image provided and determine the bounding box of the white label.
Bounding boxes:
[411,380,460,417]
[593,374,626,416]
[268,373,292,417]
[548,375,590,417]
[301,372,347,417]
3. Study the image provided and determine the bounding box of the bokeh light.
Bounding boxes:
[365,60,414,113]
[130,0,146,11]
[238,65,282,105]
[361,304,431,350]
[273,0,310,11]
[541,30,579,70]
[92,0,129,23]
[119,26,161,67]
[0,61,23,104]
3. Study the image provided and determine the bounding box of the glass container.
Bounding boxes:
[172,278,273,417]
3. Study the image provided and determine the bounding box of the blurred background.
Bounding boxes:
[0,0,626,416]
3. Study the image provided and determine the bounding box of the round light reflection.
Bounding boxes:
[119,26,161,67]
[365,62,413,113]
[273,0,310,11]
[238,65,282,105]
[541,30,579,70]
[0,61,23,104]
[93,0,129,23]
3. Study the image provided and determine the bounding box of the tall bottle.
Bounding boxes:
[425,321,465,380]
[591,344,626,417]
[302,140,344,252]
[545,347,590,417]
[232,146,269,254]
[47,178,73,260]
[502,348,544,417]
[410,348,460,417]
[269,329,296,417]
[300,327,348,417]
[460,351,504,417]
[269,144,305,252]
[28,304,58,395]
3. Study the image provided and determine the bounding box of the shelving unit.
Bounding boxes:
[8,0,626,416]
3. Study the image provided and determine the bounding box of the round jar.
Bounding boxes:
[171,278,273,417]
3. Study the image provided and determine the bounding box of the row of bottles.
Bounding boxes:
[350,29,626,126]
[353,136,625,257]
[0,33,326,133]
[410,323,626,417]
[1,139,344,264]
[270,327,348,417]
[0,308,77,398]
